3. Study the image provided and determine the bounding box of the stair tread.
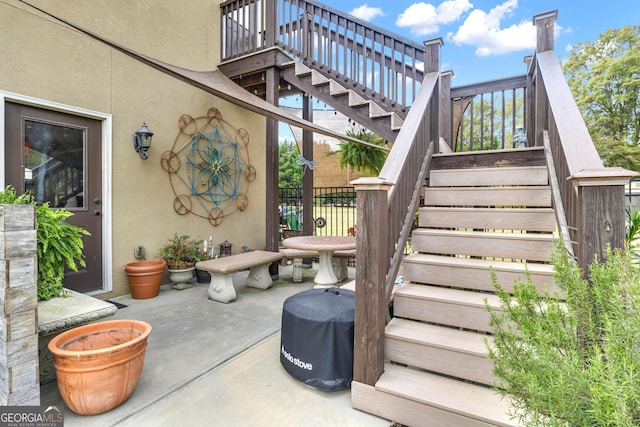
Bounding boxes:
[404,253,554,274]
[387,318,490,356]
[421,206,555,213]
[414,228,555,241]
[394,283,501,308]
[377,363,514,425]
[430,165,548,187]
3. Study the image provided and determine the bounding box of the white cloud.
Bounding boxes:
[448,0,536,56]
[396,0,473,37]
[350,4,384,22]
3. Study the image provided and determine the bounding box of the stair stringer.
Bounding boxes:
[282,61,403,143]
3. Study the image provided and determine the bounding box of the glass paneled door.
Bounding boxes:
[4,102,103,293]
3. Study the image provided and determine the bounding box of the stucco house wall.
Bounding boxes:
[0,0,267,298]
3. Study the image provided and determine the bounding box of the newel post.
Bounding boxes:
[351,177,392,385]
[0,204,39,405]
[571,169,637,276]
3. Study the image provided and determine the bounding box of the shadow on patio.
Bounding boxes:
[40,263,391,427]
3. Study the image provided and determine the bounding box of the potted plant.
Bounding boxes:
[194,251,217,284]
[157,234,202,289]
[486,241,640,426]
[0,186,89,301]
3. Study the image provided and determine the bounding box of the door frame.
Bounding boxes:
[0,90,113,294]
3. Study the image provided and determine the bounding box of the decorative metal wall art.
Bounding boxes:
[161,108,255,226]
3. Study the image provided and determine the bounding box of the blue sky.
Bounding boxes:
[279,0,639,141]
[326,0,639,85]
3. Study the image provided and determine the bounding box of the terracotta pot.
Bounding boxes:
[124,260,166,299]
[48,319,152,415]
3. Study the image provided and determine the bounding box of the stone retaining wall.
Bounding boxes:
[0,204,39,405]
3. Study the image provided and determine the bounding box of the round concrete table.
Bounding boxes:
[283,236,356,287]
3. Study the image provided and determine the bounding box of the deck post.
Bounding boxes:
[571,170,637,276]
[0,205,39,405]
[533,10,557,53]
[302,94,314,239]
[352,177,392,385]
[439,70,453,151]
[265,67,280,276]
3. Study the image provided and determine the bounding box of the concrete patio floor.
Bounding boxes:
[40,263,392,427]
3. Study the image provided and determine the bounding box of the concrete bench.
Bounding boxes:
[279,248,356,283]
[279,248,319,283]
[333,249,356,282]
[38,289,118,384]
[196,250,284,303]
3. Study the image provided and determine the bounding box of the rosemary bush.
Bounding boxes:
[487,243,640,426]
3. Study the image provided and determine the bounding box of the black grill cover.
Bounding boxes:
[280,287,355,391]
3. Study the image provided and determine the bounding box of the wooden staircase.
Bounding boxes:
[352,147,562,426]
[280,61,404,143]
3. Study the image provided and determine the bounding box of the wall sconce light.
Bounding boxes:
[132,122,154,160]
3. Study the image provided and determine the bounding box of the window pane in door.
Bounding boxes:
[24,120,85,209]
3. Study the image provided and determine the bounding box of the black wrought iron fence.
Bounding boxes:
[278,186,356,238]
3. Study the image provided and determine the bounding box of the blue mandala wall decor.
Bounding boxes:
[161,108,255,226]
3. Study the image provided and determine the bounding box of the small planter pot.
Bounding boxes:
[124,260,167,299]
[168,266,195,290]
[195,268,212,284]
[48,319,152,415]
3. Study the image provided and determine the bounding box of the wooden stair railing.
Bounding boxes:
[275,0,428,112]
[220,0,430,113]
[531,11,636,273]
[351,35,441,386]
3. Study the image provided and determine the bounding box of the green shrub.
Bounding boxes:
[0,186,89,300]
[487,242,640,426]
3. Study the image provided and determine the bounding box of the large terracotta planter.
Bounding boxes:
[48,319,152,415]
[124,260,166,299]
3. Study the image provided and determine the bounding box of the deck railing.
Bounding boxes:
[220,0,429,111]
[448,75,529,152]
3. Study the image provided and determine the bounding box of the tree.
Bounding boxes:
[278,139,302,187]
[563,25,640,171]
[329,127,387,176]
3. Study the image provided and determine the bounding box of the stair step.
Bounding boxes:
[424,185,552,207]
[386,318,495,385]
[420,206,557,232]
[310,69,330,85]
[329,80,348,95]
[401,253,560,296]
[412,229,554,262]
[393,284,499,332]
[352,364,516,426]
[348,91,368,107]
[293,61,312,76]
[430,166,548,187]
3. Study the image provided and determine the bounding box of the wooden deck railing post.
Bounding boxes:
[263,0,277,48]
[351,177,392,386]
[440,70,453,150]
[533,10,557,53]
[571,170,637,276]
